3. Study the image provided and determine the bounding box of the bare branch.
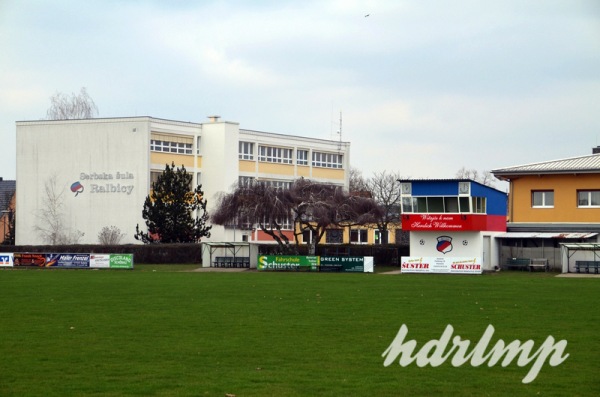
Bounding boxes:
[46,87,98,120]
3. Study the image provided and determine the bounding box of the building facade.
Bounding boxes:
[0,178,16,244]
[399,179,508,272]
[15,116,350,245]
[492,149,600,271]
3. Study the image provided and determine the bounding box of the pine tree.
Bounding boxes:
[135,162,211,243]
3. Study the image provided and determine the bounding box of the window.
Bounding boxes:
[258,145,293,164]
[150,171,161,188]
[578,190,600,207]
[326,229,343,244]
[196,136,201,155]
[473,197,486,213]
[196,172,201,186]
[532,191,554,208]
[402,197,417,213]
[259,180,292,190]
[239,142,254,160]
[400,196,483,213]
[302,229,313,244]
[374,230,389,245]
[151,170,193,190]
[274,216,293,230]
[312,151,343,168]
[150,139,193,154]
[350,229,368,244]
[239,176,255,187]
[297,149,309,166]
[459,197,470,213]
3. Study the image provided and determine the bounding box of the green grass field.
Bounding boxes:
[0,266,598,396]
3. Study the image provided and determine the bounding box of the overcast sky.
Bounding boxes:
[1,0,599,189]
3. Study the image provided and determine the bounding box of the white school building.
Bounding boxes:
[15,116,350,245]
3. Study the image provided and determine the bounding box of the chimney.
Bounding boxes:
[208,115,221,123]
[594,146,600,154]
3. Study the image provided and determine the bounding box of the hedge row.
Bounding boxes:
[1,243,409,265]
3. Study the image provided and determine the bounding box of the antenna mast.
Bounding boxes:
[338,111,342,151]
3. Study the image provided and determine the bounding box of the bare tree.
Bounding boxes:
[349,167,368,194]
[35,175,84,244]
[211,178,382,255]
[365,171,403,244]
[98,226,125,245]
[455,167,498,187]
[212,181,298,254]
[290,178,382,254]
[46,87,99,120]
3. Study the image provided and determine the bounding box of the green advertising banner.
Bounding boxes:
[110,254,134,269]
[257,255,319,271]
[319,256,367,273]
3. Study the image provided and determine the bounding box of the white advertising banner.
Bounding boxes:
[401,256,482,274]
[90,254,111,268]
[0,253,13,267]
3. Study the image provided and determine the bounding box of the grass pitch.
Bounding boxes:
[0,266,598,396]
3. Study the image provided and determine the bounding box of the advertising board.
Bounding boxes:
[257,255,319,271]
[401,257,482,274]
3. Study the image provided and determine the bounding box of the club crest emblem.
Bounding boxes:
[436,236,453,254]
[71,181,84,197]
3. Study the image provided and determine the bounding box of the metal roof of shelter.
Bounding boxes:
[498,232,598,239]
[492,153,600,178]
[561,243,600,251]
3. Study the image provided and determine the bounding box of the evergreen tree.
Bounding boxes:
[135,162,211,243]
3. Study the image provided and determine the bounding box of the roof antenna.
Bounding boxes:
[337,111,342,151]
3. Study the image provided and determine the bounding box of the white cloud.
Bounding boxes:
[0,0,599,182]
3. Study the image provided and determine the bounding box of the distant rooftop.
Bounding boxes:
[492,150,600,178]
[0,178,16,211]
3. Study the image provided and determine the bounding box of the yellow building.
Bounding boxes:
[492,148,600,271]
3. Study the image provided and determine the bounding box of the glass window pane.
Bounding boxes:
[428,197,444,212]
[578,191,588,206]
[416,197,427,213]
[444,197,459,213]
[591,191,600,206]
[545,192,554,206]
[459,197,470,213]
[402,197,413,213]
[532,192,543,206]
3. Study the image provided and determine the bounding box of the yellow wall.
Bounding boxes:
[151,152,194,168]
[296,222,402,244]
[312,168,345,180]
[510,174,600,222]
[196,156,202,168]
[239,160,256,173]
[257,162,295,176]
[297,165,310,177]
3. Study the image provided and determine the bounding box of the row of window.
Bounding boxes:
[150,139,193,154]
[239,142,343,168]
[303,229,395,244]
[150,171,199,189]
[238,177,293,190]
[532,190,600,208]
[401,196,487,214]
[150,139,343,169]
